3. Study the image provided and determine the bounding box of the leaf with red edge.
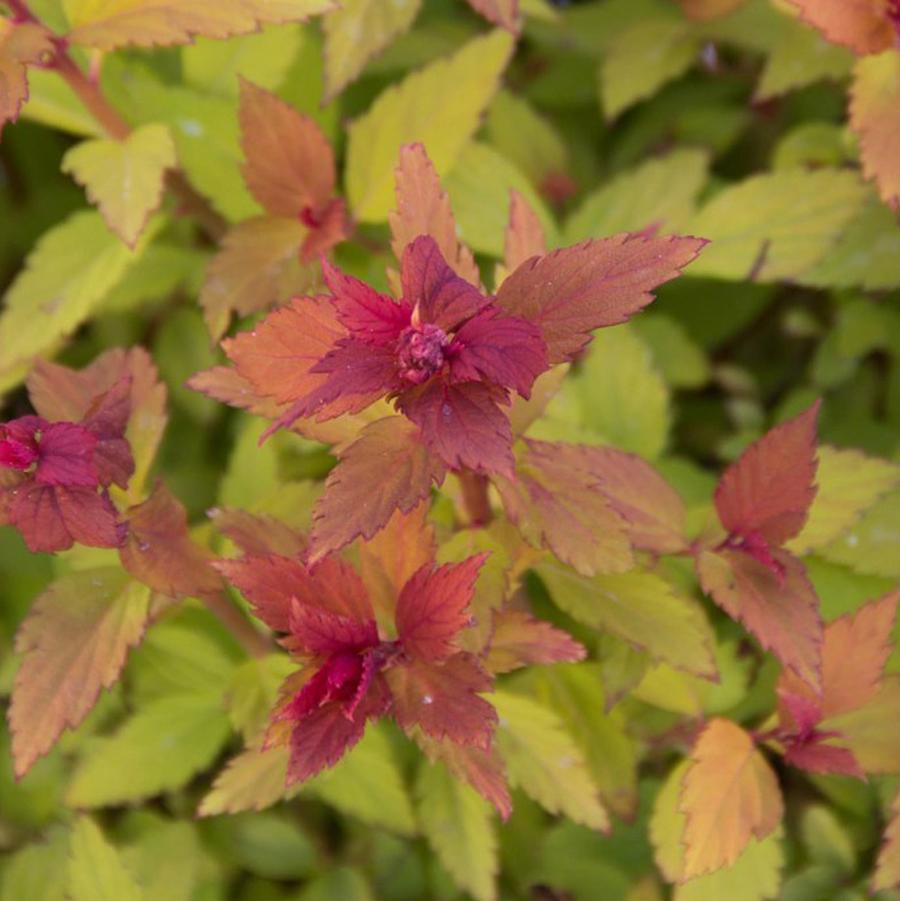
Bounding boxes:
[874,790,900,892]
[697,548,823,689]
[788,0,895,55]
[9,568,150,778]
[387,653,497,748]
[389,143,480,286]
[465,0,519,32]
[82,376,134,489]
[9,484,121,553]
[502,190,547,277]
[495,440,633,576]
[211,508,307,557]
[579,446,688,554]
[217,554,374,633]
[715,401,821,546]
[289,603,378,655]
[783,738,864,778]
[309,416,446,561]
[395,555,488,661]
[449,308,547,398]
[359,501,436,621]
[119,482,221,598]
[399,380,514,477]
[825,677,900,774]
[33,423,98,487]
[239,79,336,219]
[485,609,586,674]
[851,52,900,212]
[494,234,706,364]
[0,21,53,138]
[680,718,784,879]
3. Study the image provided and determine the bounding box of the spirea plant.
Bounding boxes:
[1,1,900,899]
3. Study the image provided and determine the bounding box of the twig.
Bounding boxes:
[200,590,273,658]
[458,470,493,526]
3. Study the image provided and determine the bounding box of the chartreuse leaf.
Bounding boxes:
[632,313,710,389]
[0,825,68,901]
[417,760,497,901]
[199,744,291,816]
[226,653,294,741]
[787,447,900,555]
[67,818,142,901]
[20,66,102,137]
[66,694,232,807]
[298,869,375,901]
[687,169,868,281]
[819,488,900,578]
[565,149,708,243]
[306,724,416,836]
[346,30,513,222]
[322,0,422,100]
[492,689,609,830]
[537,561,717,679]
[825,677,900,774]
[62,124,176,247]
[0,210,157,387]
[445,142,558,257]
[63,0,334,50]
[9,568,151,779]
[599,16,700,118]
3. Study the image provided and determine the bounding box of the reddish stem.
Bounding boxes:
[458,470,493,526]
[5,0,33,22]
[201,590,272,658]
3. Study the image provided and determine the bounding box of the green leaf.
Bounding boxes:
[686,169,868,281]
[306,724,417,835]
[322,0,422,100]
[219,418,283,511]
[120,818,208,901]
[226,653,294,742]
[819,488,900,578]
[0,210,157,385]
[66,694,232,807]
[61,124,176,247]
[0,825,68,901]
[493,688,609,830]
[21,66,103,136]
[632,313,710,389]
[564,149,708,243]
[198,744,291,816]
[417,760,497,901]
[444,142,559,258]
[297,868,375,901]
[537,561,717,679]
[67,818,142,901]
[346,29,513,222]
[182,24,304,97]
[599,17,700,119]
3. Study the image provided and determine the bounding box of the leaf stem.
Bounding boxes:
[458,470,493,526]
[200,590,273,658]
[50,48,228,240]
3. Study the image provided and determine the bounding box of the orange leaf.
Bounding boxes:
[680,718,784,878]
[788,0,895,55]
[211,508,307,557]
[389,143,480,287]
[485,609,586,674]
[851,52,900,211]
[697,548,823,689]
[502,190,547,276]
[308,416,447,561]
[0,20,53,137]
[9,569,150,777]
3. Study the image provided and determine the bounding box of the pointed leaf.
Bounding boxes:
[495,233,705,364]
[466,0,519,31]
[9,569,150,778]
[825,677,900,774]
[680,719,783,878]
[502,189,546,275]
[788,0,896,54]
[199,743,291,816]
[485,609,585,674]
[67,818,142,901]
[346,30,514,222]
[0,21,54,138]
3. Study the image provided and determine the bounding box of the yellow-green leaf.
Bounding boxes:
[199,744,291,816]
[687,169,868,281]
[322,0,422,100]
[788,447,900,555]
[825,677,900,775]
[417,760,497,901]
[819,488,900,578]
[62,124,176,247]
[67,818,142,901]
[493,689,609,830]
[346,29,514,222]
[226,653,294,742]
[537,561,717,679]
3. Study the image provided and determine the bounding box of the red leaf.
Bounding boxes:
[300,197,349,261]
[387,653,497,748]
[398,380,514,477]
[10,484,121,553]
[239,79,335,219]
[495,440,633,576]
[788,0,896,54]
[395,555,488,661]
[449,308,547,398]
[389,143,480,287]
[697,548,823,689]
[288,603,379,655]
[308,416,446,561]
[81,376,134,489]
[715,401,821,546]
[322,257,412,344]
[217,554,374,632]
[33,423,98,487]
[401,235,487,332]
[494,233,706,364]
[503,190,546,274]
[119,482,221,597]
[485,609,586,674]
[578,446,688,554]
[784,738,865,779]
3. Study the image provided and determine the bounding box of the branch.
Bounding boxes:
[458,470,493,527]
[200,590,273,658]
